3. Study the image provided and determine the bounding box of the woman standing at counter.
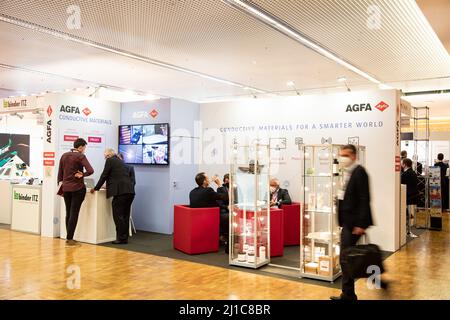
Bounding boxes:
[91,148,135,245]
[57,138,94,247]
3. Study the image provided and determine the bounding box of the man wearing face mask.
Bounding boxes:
[331,144,373,301]
[269,178,292,208]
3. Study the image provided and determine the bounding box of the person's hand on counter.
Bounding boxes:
[90,188,97,194]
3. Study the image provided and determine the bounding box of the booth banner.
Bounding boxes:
[2,96,38,109]
[199,89,401,252]
[40,93,120,238]
[429,166,442,217]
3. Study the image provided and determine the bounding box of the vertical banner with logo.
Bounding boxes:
[41,103,60,237]
[429,166,443,230]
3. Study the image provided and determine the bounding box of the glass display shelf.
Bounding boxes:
[299,144,366,282]
[229,140,271,269]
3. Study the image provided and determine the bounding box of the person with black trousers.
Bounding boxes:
[189,172,228,208]
[401,158,419,207]
[331,144,374,300]
[217,174,230,252]
[58,138,94,247]
[91,148,135,244]
[434,153,449,210]
[269,178,292,208]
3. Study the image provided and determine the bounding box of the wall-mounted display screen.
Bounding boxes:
[118,123,169,165]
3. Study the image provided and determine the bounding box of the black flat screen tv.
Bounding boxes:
[118,123,169,165]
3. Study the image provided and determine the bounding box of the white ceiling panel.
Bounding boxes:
[0,0,371,99]
[249,0,450,82]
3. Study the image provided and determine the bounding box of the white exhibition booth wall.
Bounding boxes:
[199,89,402,252]
[41,93,120,237]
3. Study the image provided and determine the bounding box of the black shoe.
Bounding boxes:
[112,240,128,245]
[330,294,357,301]
[380,280,389,290]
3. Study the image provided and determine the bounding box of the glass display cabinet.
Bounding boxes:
[229,140,270,269]
[299,144,365,282]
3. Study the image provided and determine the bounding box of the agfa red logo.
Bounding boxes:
[375,101,389,112]
[47,105,53,117]
[82,107,91,116]
[150,109,158,118]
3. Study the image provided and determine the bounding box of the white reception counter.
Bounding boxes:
[0,180,12,224]
[11,184,42,234]
[60,189,116,244]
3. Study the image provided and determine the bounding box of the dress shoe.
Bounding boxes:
[330,293,357,301]
[112,240,128,245]
[65,240,81,247]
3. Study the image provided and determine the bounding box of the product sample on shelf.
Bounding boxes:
[299,144,366,282]
[229,141,271,269]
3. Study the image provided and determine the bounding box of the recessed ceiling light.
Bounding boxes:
[425,100,434,103]
[286,81,295,87]
[337,77,347,83]
[252,60,257,65]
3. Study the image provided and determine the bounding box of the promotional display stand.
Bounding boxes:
[229,140,270,269]
[429,166,443,231]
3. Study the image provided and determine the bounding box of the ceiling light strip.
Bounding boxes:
[222,0,381,84]
[0,14,267,94]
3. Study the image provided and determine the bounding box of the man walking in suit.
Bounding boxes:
[434,153,449,210]
[269,178,292,208]
[401,158,419,207]
[91,148,135,244]
[331,144,373,300]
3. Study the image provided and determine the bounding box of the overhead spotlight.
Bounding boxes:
[12,112,24,119]
[337,77,347,83]
[286,81,295,87]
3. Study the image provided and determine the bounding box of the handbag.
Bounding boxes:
[340,234,385,279]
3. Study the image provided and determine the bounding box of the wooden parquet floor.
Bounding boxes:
[0,214,449,300]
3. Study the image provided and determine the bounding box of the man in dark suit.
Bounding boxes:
[189,172,228,208]
[331,144,373,301]
[401,158,419,207]
[269,178,292,207]
[217,174,230,252]
[91,149,135,244]
[434,153,449,210]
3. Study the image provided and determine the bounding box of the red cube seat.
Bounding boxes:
[281,202,301,246]
[270,208,284,257]
[173,205,219,254]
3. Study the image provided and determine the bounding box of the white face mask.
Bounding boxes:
[339,156,354,168]
[270,186,277,193]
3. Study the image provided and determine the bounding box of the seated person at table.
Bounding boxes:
[189,172,228,208]
[269,178,292,208]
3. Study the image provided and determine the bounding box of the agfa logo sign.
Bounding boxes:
[346,101,389,112]
[47,105,53,117]
[375,101,389,112]
[150,109,158,118]
[60,105,92,116]
[346,103,372,112]
[82,107,91,116]
[132,108,159,119]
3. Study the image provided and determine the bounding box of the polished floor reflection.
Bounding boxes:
[0,214,448,300]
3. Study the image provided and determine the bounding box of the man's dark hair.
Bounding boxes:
[342,144,357,155]
[195,172,206,186]
[438,153,444,161]
[401,150,407,158]
[402,158,412,168]
[73,138,87,149]
[223,173,229,181]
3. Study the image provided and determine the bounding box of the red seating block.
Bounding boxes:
[270,208,284,257]
[281,202,301,246]
[173,205,219,254]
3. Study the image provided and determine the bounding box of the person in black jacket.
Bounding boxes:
[91,148,135,244]
[401,158,419,206]
[434,153,449,210]
[269,178,292,208]
[189,172,228,208]
[217,174,230,252]
[331,144,374,301]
